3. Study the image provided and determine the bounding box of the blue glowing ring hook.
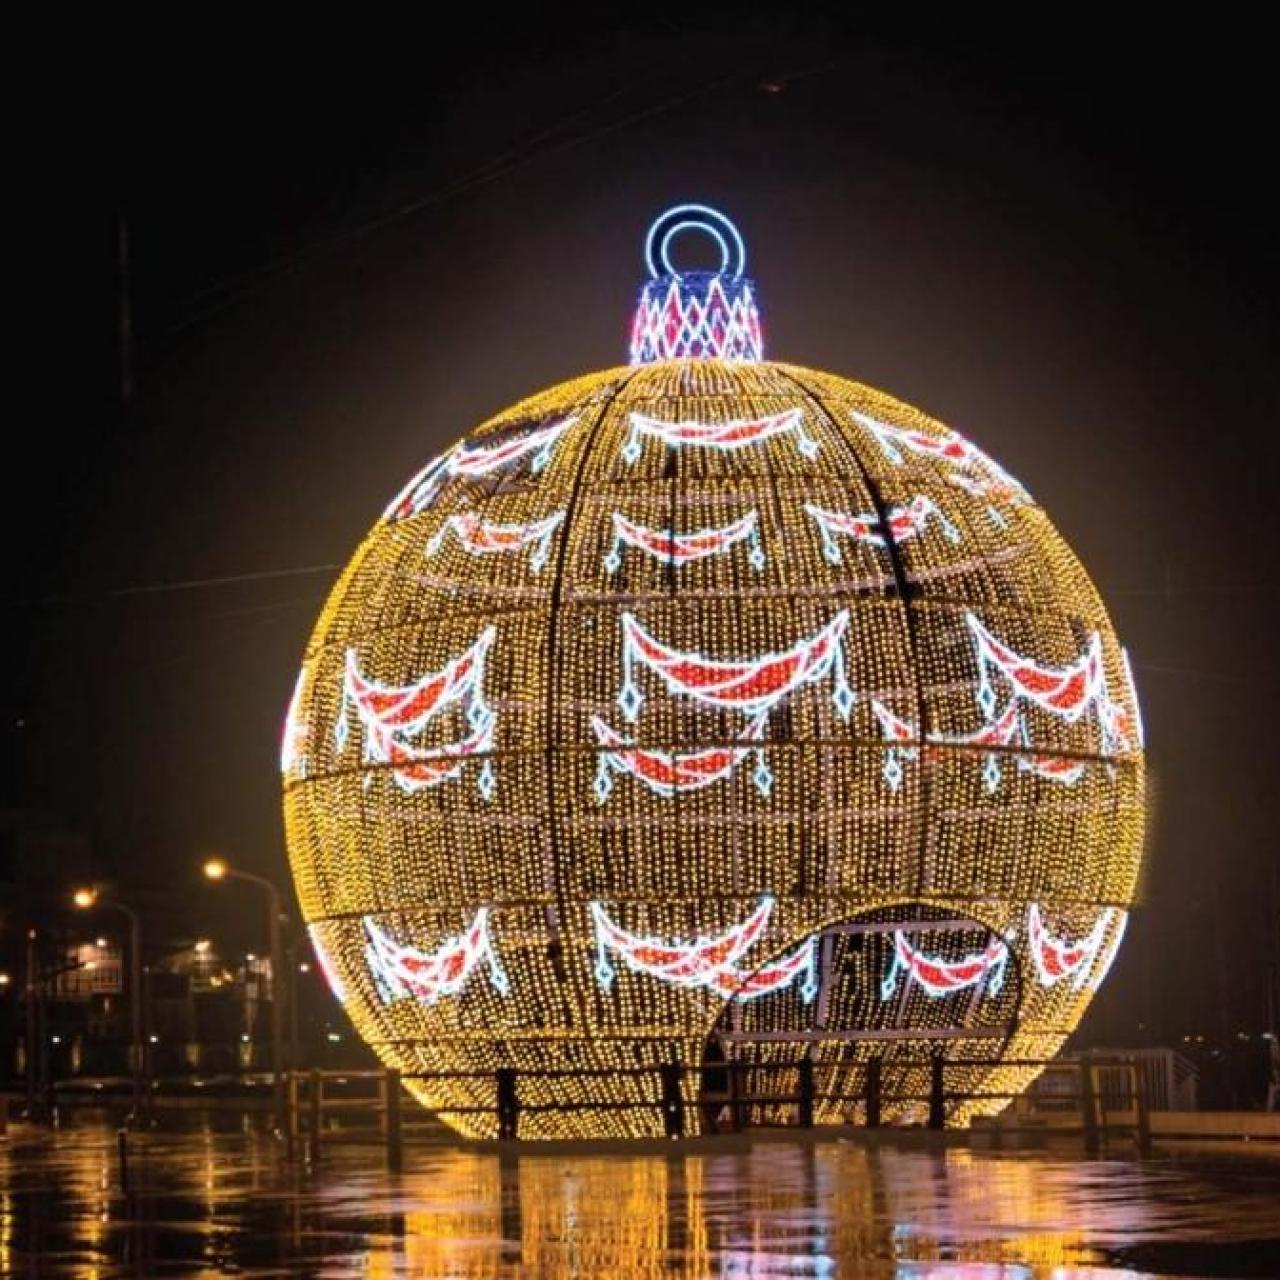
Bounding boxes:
[644,204,746,280]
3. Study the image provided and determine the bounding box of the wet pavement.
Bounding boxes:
[1,1115,1279,1277]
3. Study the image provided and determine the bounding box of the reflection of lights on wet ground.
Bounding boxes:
[1,1192,12,1276]
[0,1121,1278,1276]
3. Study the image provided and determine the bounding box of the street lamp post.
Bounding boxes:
[0,971,12,1104]
[286,942,300,1075]
[24,930,38,1119]
[204,858,288,1133]
[73,888,145,1123]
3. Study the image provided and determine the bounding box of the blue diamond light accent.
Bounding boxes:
[618,678,643,723]
[884,751,903,792]
[982,754,1001,793]
[977,681,997,719]
[753,753,774,797]
[593,757,614,804]
[833,682,855,722]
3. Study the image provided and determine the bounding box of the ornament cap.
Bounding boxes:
[629,204,763,364]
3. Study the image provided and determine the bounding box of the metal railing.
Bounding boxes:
[283,1068,408,1169]
[1,1054,1152,1159]
[279,1054,1154,1158]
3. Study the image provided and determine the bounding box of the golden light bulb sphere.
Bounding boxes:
[283,355,1144,1140]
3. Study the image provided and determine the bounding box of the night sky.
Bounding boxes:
[7,15,1278,1052]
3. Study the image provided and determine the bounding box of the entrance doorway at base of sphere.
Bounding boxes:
[697,903,1023,1133]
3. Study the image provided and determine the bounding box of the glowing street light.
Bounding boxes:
[72,886,145,1123]
[201,856,289,1133]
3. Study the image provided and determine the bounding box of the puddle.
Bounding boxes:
[1,1115,1277,1276]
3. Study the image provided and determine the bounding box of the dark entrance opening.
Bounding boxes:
[698,903,1023,1131]
[699,1031,731,1132]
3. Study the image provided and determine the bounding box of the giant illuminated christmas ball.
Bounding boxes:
[283,205,1145,1138]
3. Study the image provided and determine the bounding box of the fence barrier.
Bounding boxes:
[276,1054,1153,1156]
[0,1055,1158,1157]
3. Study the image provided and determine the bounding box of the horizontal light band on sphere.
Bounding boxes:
[283,211,1144,1140]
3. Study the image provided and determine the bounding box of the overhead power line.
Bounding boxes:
[9,564,340,610]
[159,67,753,339]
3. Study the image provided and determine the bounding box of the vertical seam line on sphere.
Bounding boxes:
[770,365,933,906]
[539,366,645,1034]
